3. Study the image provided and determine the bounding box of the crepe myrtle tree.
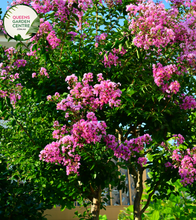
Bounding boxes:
[0,0,196,219]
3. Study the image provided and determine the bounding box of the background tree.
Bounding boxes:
[0,155,53,220]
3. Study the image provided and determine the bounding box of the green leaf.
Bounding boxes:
[0,99,3,111]
[157,95,164,102]
[90,164,95,170]
[151,210,160,220]
[13,34,23,41]
[60,204,66,211]
[127,205,133,212]
[11,120,16,127]
[119,44,122,52]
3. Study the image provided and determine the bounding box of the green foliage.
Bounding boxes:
[143,180,196,220]
[0,155,53,220]
[99,215,108,220]
[118,180,196,220]
[118,206,134,220]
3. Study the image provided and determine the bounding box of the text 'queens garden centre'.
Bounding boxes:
[12,16,31,28]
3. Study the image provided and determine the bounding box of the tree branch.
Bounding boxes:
[16,120,36,145]
[141,180,160,215]
[116,127,124,142]
[128,163,138,186]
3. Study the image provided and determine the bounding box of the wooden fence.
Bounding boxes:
[44,169,147,220]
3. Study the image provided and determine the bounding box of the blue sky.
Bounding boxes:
[1,1,9,18]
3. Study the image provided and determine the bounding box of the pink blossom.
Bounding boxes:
[32,73,36,78]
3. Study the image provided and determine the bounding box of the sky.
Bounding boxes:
[0,0,9,18]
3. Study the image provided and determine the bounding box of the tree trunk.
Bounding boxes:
[133,167,143,220]
[91,185,101,220]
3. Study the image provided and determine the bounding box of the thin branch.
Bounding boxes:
[51,55,71,76]
[19,41,29,50]
[141,180,160,215]
[120,50,140,72]
[59,31,67,61]
[161,98,172,113]
[16,120,36,145]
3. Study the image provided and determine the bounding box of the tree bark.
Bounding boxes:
[133,167,143,220]
[91,185,101,220]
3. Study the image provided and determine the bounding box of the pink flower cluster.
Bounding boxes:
[165,161,173,168]
[179,94,196,110]
[0,90,7,98]
[10,73,20,80]
[30,20,53,43]
[95,33,107,47]
[53,0,70,22]
[172,134,185,146]
[31,0,53,13]
[40,73,122,175]
[0,58,23,106]
[39,112,107,175]
[47,92,61,102]
[126,0,178,49]
[103,47,127,68]
[46,31,61,49]
[39,67,49,78]
[174,15,196,71]
[68,31,78,41]
[72,114,107,144]
[0,20,3,31]
[11,0,31,6]
[14,59,27,68]
[153,63,181,94]
[102,0,122,8]
[137,157,147,167]
[31,68,49,79]
[172,147,196,186]
[56,73,121,114]
[104,134,152,162]
[166,134,196,185]
[0,83,23,105]
[5,47,17,60]
[39,140,81,175]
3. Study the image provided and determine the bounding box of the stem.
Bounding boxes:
[19,41,29,50]
[51,54,71,76]
[120,50,138,72]
[59,31,67,61]
[161,98,171,113]
[59,18,70,61]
